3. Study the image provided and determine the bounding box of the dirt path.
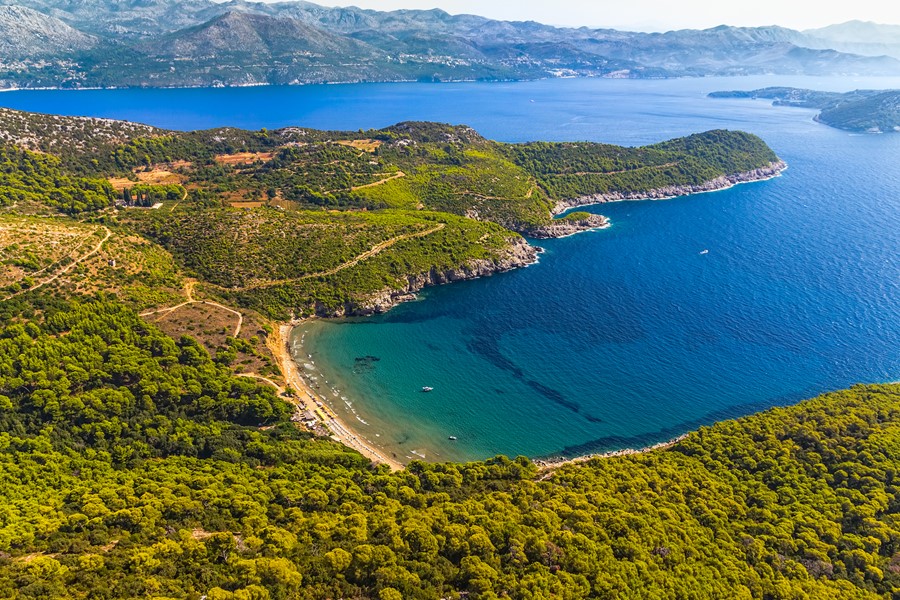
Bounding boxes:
[169,187,189,212]
[235,373,283,391]
[350,170,405,191]
[2,226,111,302]
[215,222,446,292]
[139,280,243,337]
[137,280,401,470]
[270,324,404,471]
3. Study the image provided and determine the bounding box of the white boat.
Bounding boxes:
[699,249,709,255]
[448,436,458,441]
[421,386,434,392]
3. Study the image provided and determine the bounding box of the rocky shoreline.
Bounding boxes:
[313,236,541,318]
[551,160,788,215]
[525,212,611,239]
[534,434,691,473]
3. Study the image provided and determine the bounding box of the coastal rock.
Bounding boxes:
[314,237,540,318]
[551,160,788,214]
[526,213,610,239]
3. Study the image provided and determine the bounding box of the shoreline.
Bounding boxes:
[276,319,694,474]
[268,161,785,471]
[552,160,788,216]
[534,434,690,474]
[270,323,405,471]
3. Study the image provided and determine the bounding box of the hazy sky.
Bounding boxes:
[315,0,900,31]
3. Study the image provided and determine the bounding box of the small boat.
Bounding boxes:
[448,436,458,440]
[699,249,709,255]
[421,386,434,392]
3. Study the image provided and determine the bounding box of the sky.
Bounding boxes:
[312,0,900,31]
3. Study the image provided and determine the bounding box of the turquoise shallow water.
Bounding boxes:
[5,76,900,462]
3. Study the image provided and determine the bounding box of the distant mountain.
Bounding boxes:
[0,0,898,88]
[0,5,96,57]
[802,21,900,60]
[144,11,380,60]
[710,87,900,133]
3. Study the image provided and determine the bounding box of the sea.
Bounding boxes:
[5,75,899,463]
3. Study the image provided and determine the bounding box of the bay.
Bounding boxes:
[4,76,899,462]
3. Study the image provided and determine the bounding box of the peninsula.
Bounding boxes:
[0,106,787,464]
[2,103,900,600]
[710,87,900,133]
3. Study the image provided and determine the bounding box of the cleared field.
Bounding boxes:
[336,139,382,153]
[108,163,189,191]
[215,151,275,165]
[0,216,101,287]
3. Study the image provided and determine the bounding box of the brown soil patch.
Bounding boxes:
[135,169,184,185]
[215,152,275,165]
[190,529,215,541]
[108,165,187,191]
[230,201,266,209]
[336,139,382,153]
[144,299,281,381]
[148,302,240,349]
[107,177,134,191]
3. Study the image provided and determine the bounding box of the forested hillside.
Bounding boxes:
[710,87,900,133]
[1,296,899,598]
[3,107,889,599]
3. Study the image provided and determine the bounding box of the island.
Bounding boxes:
[710,87,900,133]
[16,107,900,600]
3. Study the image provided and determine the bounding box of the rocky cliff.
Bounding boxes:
[0,5,97,57]
[526,213,610,239]
[316,237,540,317]
[551,160,788,214]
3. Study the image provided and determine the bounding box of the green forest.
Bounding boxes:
[3,107,892,600]
[2,298,900,598]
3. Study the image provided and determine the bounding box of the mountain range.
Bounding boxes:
[0,0,899,89]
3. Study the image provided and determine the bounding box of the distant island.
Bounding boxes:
[710,87,900,133]
[0,1,898,89]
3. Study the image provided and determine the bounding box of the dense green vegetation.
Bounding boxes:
[0,147,115,214]
[0,107,162,172]
[123,184,186,206]
[89,121,779,233]
[126,205,521,319]
[1,298,899,598]
[503,130,779,200]
[3,108,867,600]
[818,91,900,133]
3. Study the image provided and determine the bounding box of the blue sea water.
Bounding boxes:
[5,76,899,463]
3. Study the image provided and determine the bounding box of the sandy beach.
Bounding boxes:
[271,323,693,475]
[271,324,405,471]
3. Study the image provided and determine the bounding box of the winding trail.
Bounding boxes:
[2,226,111,302]
[139,280,243,337]
[350,170,406,191]
[213,222,445,292]
[236,373,284,392]
[169,187,189,212]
